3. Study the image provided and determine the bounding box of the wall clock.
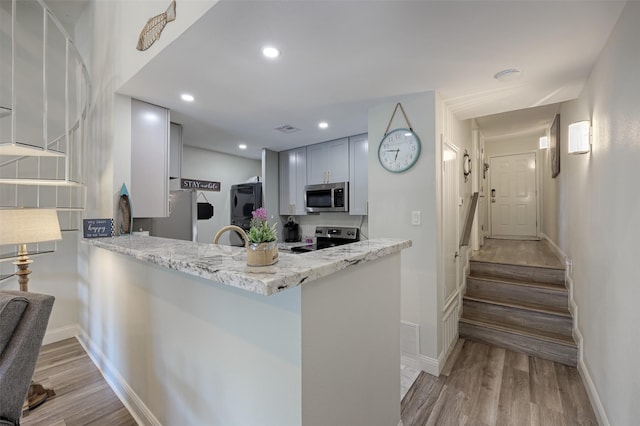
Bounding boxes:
[378,102,421,173]
[378,128,421,173]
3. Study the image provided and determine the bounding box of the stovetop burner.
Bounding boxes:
[290,226,359,253]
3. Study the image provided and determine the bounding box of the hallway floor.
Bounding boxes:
[401,339,597,425]
[472,238,564,269]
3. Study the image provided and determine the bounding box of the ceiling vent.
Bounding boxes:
[274,124,301,134]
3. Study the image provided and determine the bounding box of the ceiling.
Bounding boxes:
[56,0,626,159]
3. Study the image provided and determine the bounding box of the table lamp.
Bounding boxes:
[0,208,62,292]
[0,208,62,410]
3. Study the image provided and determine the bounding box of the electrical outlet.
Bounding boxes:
[411,211,421,226]
[566,259,573,274]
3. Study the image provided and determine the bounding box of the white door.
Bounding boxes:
[489,153,537,238]
[442,139,459,302]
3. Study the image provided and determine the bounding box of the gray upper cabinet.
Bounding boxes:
[306,138,349,184]
[131,99,170,218]
[279,147,307,215]
[349,134,368,216]
[169,122,183,180]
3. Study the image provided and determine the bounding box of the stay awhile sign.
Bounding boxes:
[180,178,220,192]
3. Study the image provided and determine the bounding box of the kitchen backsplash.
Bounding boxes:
[281,212,369,242]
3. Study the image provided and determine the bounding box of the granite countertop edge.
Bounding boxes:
[83,235,412,296]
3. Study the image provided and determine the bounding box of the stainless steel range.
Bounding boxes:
[290,226,359,253]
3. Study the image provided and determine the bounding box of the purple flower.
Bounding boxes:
[252,207,268,221]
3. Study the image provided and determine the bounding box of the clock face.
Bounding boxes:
[378,128,421,173]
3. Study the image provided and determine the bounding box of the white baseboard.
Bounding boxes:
[540,235,610,426]
[578,357,610,426]
[418,354,439,376]
[539,233,567,263]
[43,324,81,346]
[78,331,160,426]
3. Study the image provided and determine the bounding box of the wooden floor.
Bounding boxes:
[21,338,137,426]
[471,239,564,269]
[401,339,597,426]
[22,336,596,425]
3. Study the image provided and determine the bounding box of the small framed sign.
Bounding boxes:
[181,178,220,191]
[83,218,115,238]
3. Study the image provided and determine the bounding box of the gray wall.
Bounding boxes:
[181,145,262,244]
[549,2,640,424]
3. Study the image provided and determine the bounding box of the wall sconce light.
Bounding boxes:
[568,121,592,154]
[539,136,549,149]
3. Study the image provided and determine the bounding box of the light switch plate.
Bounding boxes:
[411,211,421,226]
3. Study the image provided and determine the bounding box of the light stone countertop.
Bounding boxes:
[83,235,412,296]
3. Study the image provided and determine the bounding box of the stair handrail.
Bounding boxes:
[460,192,479,247]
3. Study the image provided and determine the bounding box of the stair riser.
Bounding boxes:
[460,321,577,366]
[470,261,565,286]
[462,299,573,337]
[466,277,568,309]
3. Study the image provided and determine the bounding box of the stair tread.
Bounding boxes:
[460,316,576,347]
[467,273,568,291]
[470,258,565,271]
[463,294,571,317]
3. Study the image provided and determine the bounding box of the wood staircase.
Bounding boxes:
[459,242,577,366]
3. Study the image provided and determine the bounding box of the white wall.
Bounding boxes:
[437,96,472,361]
[369,92,438,361]
[0,231,80,344]
[540,129,560,242]
[368,92,470,372]
[548,2,640,424]
[484,136,538,158]
[181,145,261,244]
[85,245,303,426]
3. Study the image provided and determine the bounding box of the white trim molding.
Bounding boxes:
[78,331,161,426]
[419,353,439,376]
[540,234,610,426]
[540,233,567,263]
[43,323,81,346]
[578,357,611,426]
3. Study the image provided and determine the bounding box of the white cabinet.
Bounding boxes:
[169,122,183,179]
[279,147,307,215]
[349,134,369,216]
[131,99,170,217]
[306,138,349,184]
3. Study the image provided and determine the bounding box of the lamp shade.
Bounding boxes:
[0,209,62,245]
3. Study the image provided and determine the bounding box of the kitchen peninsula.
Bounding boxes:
[83,235,411,426]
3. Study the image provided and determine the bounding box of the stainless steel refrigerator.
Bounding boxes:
[229,182,262,246]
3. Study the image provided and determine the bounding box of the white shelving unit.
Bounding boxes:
[0,0,91,276]
[0,0,90,221]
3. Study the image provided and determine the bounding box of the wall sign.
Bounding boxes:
[83,219,115,238]
[181,178,221,192]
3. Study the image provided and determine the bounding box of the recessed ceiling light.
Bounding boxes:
[493,68,522,82]
[238,144,247,150]
[181,93,195,102]
[262,46,280,59]
[318,122,329,129]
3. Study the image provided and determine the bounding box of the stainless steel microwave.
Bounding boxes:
[304,182,348,213]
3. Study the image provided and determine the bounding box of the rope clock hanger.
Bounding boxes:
[377,103,422,173]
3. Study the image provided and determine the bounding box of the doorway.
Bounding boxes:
[489,152,537,238]
[442,137,460,302]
